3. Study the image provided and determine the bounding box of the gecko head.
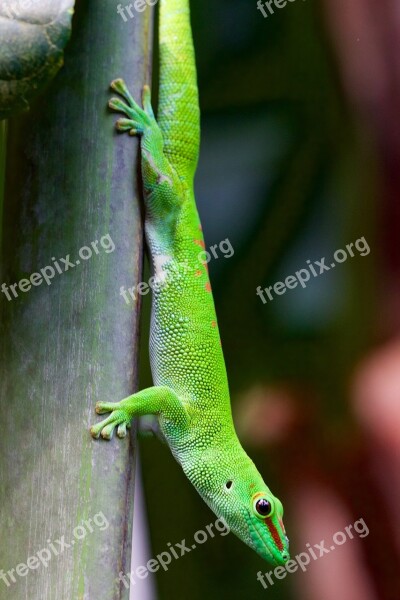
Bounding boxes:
[215,475,290,566]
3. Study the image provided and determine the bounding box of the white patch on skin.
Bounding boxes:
[154,255,172,284]
[162,87,187,117]
[143,150,173,186]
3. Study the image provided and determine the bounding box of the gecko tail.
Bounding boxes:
[158,0,200,180]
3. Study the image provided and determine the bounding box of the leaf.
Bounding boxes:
[0,0,75,120]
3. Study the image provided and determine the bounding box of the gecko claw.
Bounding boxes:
[100,424,115,440]
[115,118,142,135]
[108,97,134,114]
[110,78,124,90]
[90,426,101,439]
[117,423,128,438]
[110,78,135,104]
[142,85,154,116]
[95,401,117,414]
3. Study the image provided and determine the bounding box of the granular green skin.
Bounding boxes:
[91,0,289,566]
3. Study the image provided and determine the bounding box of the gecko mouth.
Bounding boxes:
[246,511,274,562]
[249,512,289,565]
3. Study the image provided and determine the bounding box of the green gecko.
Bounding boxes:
[91,0,290,566]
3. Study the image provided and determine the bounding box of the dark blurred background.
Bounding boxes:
[137,0,400,598]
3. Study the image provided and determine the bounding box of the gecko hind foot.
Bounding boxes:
[109,80,154,137]
[90,401,132,441]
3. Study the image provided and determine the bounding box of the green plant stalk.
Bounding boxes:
[0,1,153,597]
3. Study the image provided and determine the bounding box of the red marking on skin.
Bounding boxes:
[211,320,217,328]
[265,518,284,551]
[249,483,256,490]
[194,239,205,249]
[279,518,286,534]
[195,270,203,277]
[205,282,211,293]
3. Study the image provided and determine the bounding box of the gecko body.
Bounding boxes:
[91,0,290,566]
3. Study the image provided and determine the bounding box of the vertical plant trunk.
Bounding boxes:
[0,1,153,598]
[0,121,5,254]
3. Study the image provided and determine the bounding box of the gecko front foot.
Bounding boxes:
[90,401,131,440]
[109,79,155,137]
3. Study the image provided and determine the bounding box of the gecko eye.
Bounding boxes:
[254,498,273,517]
[225,480,233,491]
